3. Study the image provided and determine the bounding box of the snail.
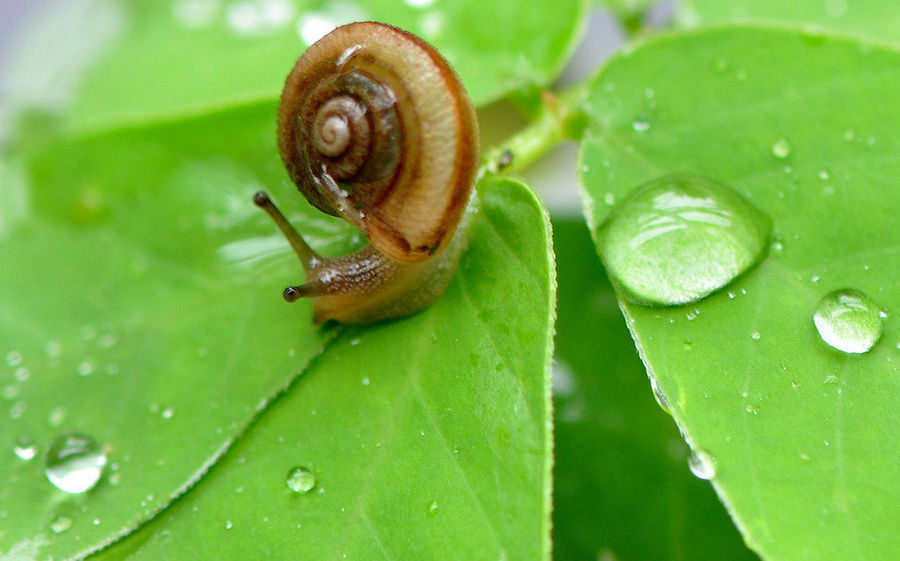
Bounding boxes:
[254,21,479,324]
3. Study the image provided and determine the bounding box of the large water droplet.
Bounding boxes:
[813,289,884,353]
[597,175,772,306]
[286,466,316,494]
[44,432,107,494]
[687,449,717,480]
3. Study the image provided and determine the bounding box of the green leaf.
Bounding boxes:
[8,0,585,131]
[679,0,900,44]
[86,175,555,560]
[0,102,337,560]
[551,218,758,561]
[578,26,899,560]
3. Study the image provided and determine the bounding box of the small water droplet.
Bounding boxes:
[3,384,19,400]
[813,289,884,353]
[597,175,772,306]
[161,407,174,419]
[14,367,29,381]
[286,466,316,494]
[771,138,791,159]
[48,407,66,427]
[45,341,62,359]
[92,518,101,525]
[350,338,360,346]
[361,377,370,386]
[817,169,830,181]
[632,119,650,132]
[427,500,439,517]
[225,520,233,530]
[649,377,670,413]
[603,192,616,206]
[14,437,37,460]
[50,516,73,534]
[77,360,95,376]
[811,274,820,283]
[44,432,107,494]
[843,127,856,141]
[751,331,761,341]
[6,351,22,366]
[687,449,717,480]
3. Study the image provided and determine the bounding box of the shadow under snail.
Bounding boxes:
[254,21,479,325]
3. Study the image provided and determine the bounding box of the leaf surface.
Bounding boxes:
[578,26,900,561]
[90,176,557,561]
[551,218,759,561]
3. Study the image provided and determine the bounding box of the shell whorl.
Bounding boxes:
[277,21,479,263]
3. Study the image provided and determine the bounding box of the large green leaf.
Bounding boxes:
[89,176,555,560]
[0,94,555,558]
[578,26,899,560]
[0,102,335,559]
[4,0,585,132]
[552,218,758,561]
[679,0,900,44]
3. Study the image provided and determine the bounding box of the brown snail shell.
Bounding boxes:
[254,21,479,324]
[277,21,479,263]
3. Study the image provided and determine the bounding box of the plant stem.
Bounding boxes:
[481,79,590,177]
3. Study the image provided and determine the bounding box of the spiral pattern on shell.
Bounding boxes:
[277,21,479,263]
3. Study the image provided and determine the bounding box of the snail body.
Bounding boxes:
[255,21,479,324]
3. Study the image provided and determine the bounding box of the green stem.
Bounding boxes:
[481,79,591,177]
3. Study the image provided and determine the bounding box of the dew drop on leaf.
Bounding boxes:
[286,466,316,494]
[813,289,884,353]
[771,138,791,158]
[50,516,73,534]
[427,500,439,517]
[597,175,772,306]
[14,437,36,461]
[44,432,107,494]
[649,377,670,414]
[687,449,717,480]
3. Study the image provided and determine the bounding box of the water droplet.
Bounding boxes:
[817,169,830,181]
[6,351,22,366]
[649,377,670,413]
[751,331,761,341]
[225,520,233,530]
[3,384,19,400]
[361,377,370,386]
[48,407,66,427]
[161,407,175,419]
[687,449,717,480]
[771,138,791,158]
[813,289,884,353]
[50,516,73,534]
[597,175,772,306]
[14,437,37,460]
[632,119,650,132]
[44,432,107,494]
[427,500,439,517]
[14,367,30,381]
[286,466,316,494]
[78,360,94,376]
[843,127,856,141]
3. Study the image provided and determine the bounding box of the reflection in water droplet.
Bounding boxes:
[44,432,107,494]
[427,500,439,517]
[771,138,791,158]
[597,175,772,306]
[286,466,316,494]
[688,449,717,480]
[50,516,73,534]
[632,120,650,132]
[813,289,884,353]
